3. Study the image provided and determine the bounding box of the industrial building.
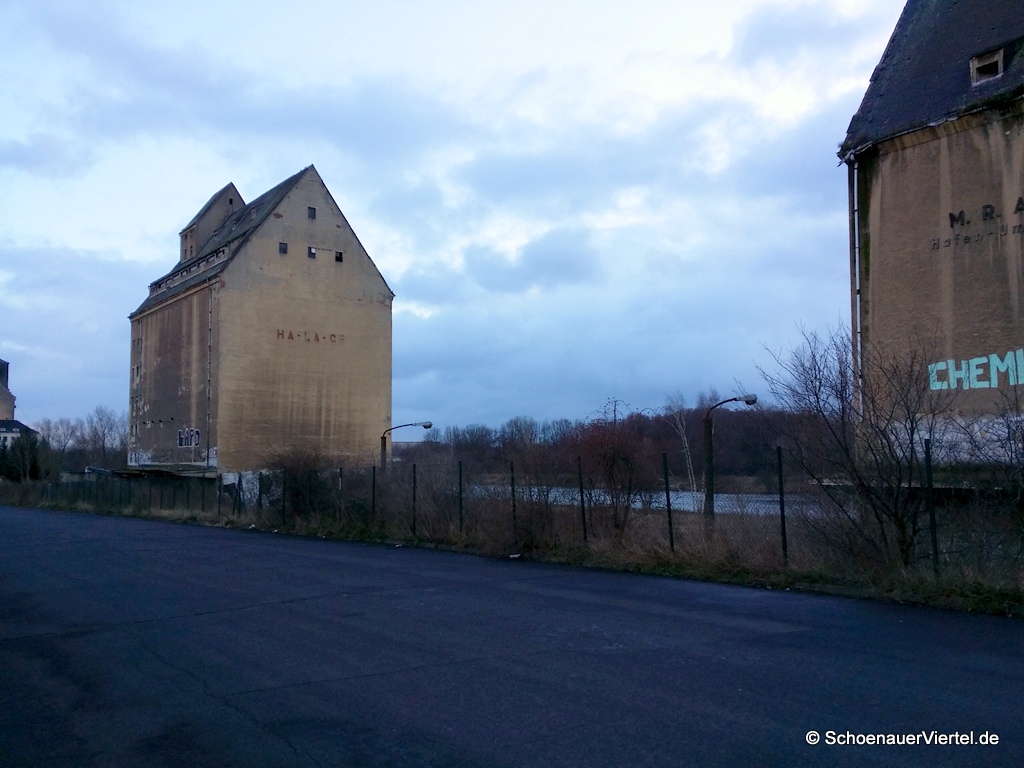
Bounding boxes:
[0,359,32,450]
[128,166,393,472]
[841,0,1024,415]
[0,359,14,422]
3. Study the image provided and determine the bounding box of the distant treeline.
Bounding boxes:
[0,406,128,481]
[397,396,801,491]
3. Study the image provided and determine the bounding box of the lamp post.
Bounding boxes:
[380,421,433,470]
[702,394,757,518]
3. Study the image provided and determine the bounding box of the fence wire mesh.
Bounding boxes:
[3,449,1023,592]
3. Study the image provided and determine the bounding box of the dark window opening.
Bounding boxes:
[335,251,343,263]
[308,247,317,258]
[279,242,288,254]
[972,49,1004,85]
[308,207,316,219]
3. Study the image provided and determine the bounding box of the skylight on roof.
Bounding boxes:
[971,49,1004,86]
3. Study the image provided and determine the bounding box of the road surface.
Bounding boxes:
[1,505,1020,767]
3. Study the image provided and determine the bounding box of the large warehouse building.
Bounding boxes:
[128,166,393,472]
[841,0,1024,415]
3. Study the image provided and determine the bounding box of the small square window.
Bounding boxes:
[279,242,288,254]
[971,49,1004,86]
[335,251,343,263]
[308,207,316,220]
[308,247,316,258]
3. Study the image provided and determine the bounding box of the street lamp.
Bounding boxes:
[703,394,757,518]
[380,421,433,470]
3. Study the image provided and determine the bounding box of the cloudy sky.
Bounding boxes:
[0,0,904,432]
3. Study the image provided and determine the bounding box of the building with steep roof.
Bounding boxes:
[841,0,1024,413]
[0,359,14,421]
[128,166,393,472]
[0,359,34,451]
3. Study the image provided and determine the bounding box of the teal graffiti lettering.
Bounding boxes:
[990,352,1018,387]
[969,357,990,389]
[947,359,969,389]
[929,361,948,390]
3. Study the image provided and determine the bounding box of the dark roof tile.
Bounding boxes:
[131,166,311,317]
[842,0,1024,161]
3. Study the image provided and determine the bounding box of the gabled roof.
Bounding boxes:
[0,420,33,435]
[130,259,232,316]
[841,0,1024,162]
[190,167,308,263]
[131,167,311,317]
[180,182,243,234]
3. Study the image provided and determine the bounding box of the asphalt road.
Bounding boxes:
[1,505,1021,767]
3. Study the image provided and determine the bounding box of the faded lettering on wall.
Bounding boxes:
[276,329,346,343]
[929,198,1024,251]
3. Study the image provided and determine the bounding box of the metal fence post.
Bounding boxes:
[662,452,675,552]
[577,455,587,544]
[777,446,788,568]
[411,463,418,537]
[217,474,222,516]
[926,438,939,576]
[509,461,517,534]
[458,460,464,533]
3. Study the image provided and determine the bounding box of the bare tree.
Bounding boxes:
[577,401,658,534]
[761,326,959,569]
[663,395,701,513]
[81,406,129,468]
[34,417,81,473]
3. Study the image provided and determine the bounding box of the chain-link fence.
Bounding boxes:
[3,448,1023,592]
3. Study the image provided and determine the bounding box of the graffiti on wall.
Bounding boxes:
[929,349,1024,391]
[177,427,202,448]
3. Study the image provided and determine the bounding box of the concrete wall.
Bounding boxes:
[0,359,13,420]
[0,389,13,421]
[856,105,1024,414]
[215,170,392,469]
[129,283,218,466]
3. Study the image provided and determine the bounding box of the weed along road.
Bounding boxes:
[1,507,1021,767]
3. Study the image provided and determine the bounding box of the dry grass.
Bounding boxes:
[3,474,1023,616]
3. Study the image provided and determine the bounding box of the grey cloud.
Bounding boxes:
[730,4,879,64]
[0,245,153,423]
[17,3,477,173]
[393,227,599,307]
[713,97,861,214]
[465,228,599,293]
[0,134,95,177]
[453,128,677,213]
